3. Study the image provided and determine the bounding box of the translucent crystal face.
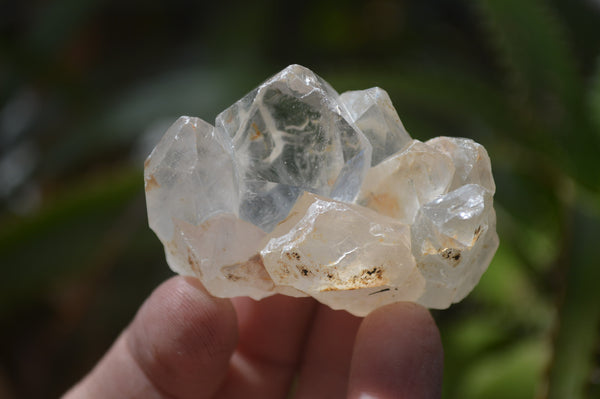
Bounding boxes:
[339,87,412,166]
[215,65,372,232]
[356,140,455,224]
[144,116,238,243]
[144,64,499,316]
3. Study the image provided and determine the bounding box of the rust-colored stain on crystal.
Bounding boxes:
[273,259,292,282]
[145,174,160,191]
[187,247,202,276]
[440,248,461,266]
[250,123,262,140]
[367,192,399,217]
[276,211,299,227]
[285,251,301,261]
[320,266,388,291]
[222,254,275,288]
[275,246,391,291]
[471,225,483,246]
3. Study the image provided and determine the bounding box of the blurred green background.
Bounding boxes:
[1,0,600,397]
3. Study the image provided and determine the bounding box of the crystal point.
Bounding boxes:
[215,64,371,231]
[144,65,498,316]
[339,87,411,165]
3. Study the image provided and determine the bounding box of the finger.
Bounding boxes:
[348,302,443,399]
[293,305,362,399]
[217,294,317,398]
[64,276,238,399]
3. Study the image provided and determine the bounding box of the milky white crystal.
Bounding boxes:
[144,64,499,316]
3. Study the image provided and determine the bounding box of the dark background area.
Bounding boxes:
[1,0,600,398]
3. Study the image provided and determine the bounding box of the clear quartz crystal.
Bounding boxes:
[356,140,455,224]
[261,192,425,315]
[339,87,412,165]
[411,184,498,308]
[145,116,238,243]
[144,65,499,316]
[215,65,372,231]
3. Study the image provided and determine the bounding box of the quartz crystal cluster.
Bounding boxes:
[144,65,499,316]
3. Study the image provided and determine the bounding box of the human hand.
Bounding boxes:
[64,276,443,398]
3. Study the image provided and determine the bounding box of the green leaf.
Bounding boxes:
[589,55,600,137]
[456,339,549,399]
[440,314,516,399]
[473,0,600,191]
[0,167,142,314]
[546,205,600,399]
[471,241,552,325]
[472,0,580,111]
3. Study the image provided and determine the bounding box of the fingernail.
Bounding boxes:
[357,393,379,399]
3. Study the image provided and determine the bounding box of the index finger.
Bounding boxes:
[216,294,317,398]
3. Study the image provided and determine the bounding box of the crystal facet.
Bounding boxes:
[339,87,411,165]
[144,64,499,316]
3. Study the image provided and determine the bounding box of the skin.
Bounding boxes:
[63,276,443,399]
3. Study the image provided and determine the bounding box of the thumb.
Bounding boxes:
[63,276,238,399]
